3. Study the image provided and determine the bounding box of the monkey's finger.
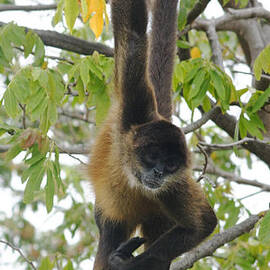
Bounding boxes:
[117,237,146,255]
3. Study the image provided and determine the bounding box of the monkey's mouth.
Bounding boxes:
[142,179,162,189]
[134,170,164,190]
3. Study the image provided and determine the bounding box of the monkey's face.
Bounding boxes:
[130,120,189,190]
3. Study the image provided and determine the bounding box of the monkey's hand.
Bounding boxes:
[109,237,145,267]
[109,237,169,270]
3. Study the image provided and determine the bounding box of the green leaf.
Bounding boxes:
[178,5,187,30]
[22,157,46,183]
[0,46,10,67]
[185,66,201,83]
[27,87,46,114]
[33,35,45,66]
[177,40,192,49]
[241,115,263,139]
[30,96,48,121]
[38,257,54,270]
[63,260,74,270]
[189,69,206,99]
[64,0,80,33]
[0,123,18,137]
[40,105,49,134]
[251,87,270,113]
[80,58,90,89]
[32,67,42,81]
[88,57,103,80]
[239,114,247,139]
[52,0,65,26]
[202,96,211,112]
[210,70,226,101]
[191,77,209,108]
[5,143,22,162]
[249,113,266,132]
[23,166,45,203]
[23,31,35,58]
[76,77,86,103]
[45,165,55,213]
[48,101,58,125]
[47,71,57,100]
[10,24,25,46]
[38,70,49,89]
[25,153,46,166]
[259,211,270,245]
[254,45,270,80]
[3,88,19,118]
[49,70,65,104]
[57,61,73,75]
[0,28,13,61]
[8,69,30,104]
[96,88,110,125]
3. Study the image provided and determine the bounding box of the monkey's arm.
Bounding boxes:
[149,0,178,120]
[111,0,157,130]
[109,182,217,270]
[93,209,132,270]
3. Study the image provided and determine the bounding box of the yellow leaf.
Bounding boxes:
[191,47,201,59]
[88,0,104,14]
[90,11,104,38]
[86,0,106,38]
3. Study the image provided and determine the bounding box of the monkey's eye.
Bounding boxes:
[144,152,158,164]
[165,159,179,173]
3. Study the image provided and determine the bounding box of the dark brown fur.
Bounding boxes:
[88,0,217,269]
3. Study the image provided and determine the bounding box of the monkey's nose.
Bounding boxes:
[153,167,163,178]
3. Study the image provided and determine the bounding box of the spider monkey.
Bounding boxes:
[88,0,217,269]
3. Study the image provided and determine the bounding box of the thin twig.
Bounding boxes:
[14,46,74,65]
[198,137,270,150]
[232,70,270,81]
[59,110,95,125]
[196,144,209,182]
[0,4,57,12]
[193,164,270,192]
[19,104,26,129]
[0,240,37,270]
[56,145,87,165]
[239,190,265,201]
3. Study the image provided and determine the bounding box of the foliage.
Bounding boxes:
[0,0,270,270]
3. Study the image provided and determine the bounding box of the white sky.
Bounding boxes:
[0,0,270,269]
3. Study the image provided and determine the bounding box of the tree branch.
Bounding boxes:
[0,240,37,270]
[186,0,212,25]
[0,4,57,12]
[199,137,270,150]
[0,22,114,57]
[223,7,270,23]
[182,106,220,134]
[193,164,270,192]
[170,214,264,270]
[206,21,224,69]
[0,144,89,155]
[59,110,96,125]
[197,106,270,167]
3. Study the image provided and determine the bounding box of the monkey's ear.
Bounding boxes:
[109,237,145,265]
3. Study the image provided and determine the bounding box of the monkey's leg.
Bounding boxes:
[93,208,133,270]
[109,182,217,270]
[141,215,175,270]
